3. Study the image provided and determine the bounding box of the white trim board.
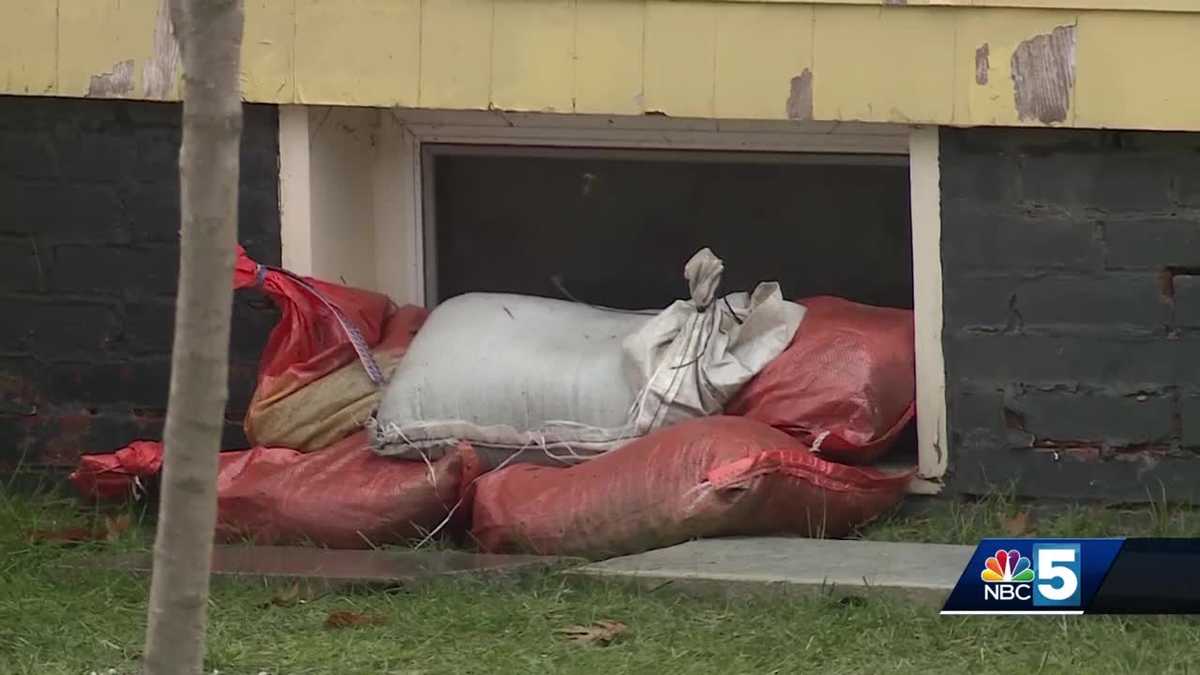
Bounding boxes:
[276,106,944,490]
[277,106,313,276]
[393,109,909,155]
[908,127,948,492]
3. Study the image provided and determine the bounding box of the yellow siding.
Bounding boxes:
[0,0,56,95]
[294,0,420,106]
[419,0,494,110]
[1075,11,1200,131]
[575,0,645,115]
[951,9,1078,126]
[58,0,159,97]
[8,0,1200,132]
[722,0,1198,11]
[714,3,812,120]
[492,0,575,112]
[243,0,296,103]
[644,1,718,118]
[812,6,956,123]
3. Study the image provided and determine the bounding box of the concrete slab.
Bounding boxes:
[88,545,574,588]
[569,537,973,605]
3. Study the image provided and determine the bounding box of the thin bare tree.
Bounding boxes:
[142,1,244,673]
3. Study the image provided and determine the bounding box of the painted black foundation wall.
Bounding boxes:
[0,96,281,471]
[940,127,1200,501]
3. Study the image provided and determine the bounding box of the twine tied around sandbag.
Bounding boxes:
[254,263,386,387]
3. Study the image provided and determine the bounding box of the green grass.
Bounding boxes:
[4,489,1200,674]
[862,486,1200,544]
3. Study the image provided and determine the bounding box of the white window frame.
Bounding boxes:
[278,105,946,493]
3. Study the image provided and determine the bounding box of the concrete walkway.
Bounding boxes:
[570,537,974,605]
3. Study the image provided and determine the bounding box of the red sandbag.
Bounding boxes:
[69,432,482,548]
[215,432,482,548]
[234,246,428,450]
[470,416,912,560]
[70,441,164,502]
[725,296,916,465]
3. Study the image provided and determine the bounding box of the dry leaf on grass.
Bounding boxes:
[324,611,387,629]
[104,514,131,541]
[557,620,628,646]
[1002,511,1032,537]
[27,513,132,545]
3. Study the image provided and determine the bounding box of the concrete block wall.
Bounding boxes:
[941,127,1200,501]
[0,96,281,471]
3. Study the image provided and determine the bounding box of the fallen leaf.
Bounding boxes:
[105,513,132,541]
[259,583,301,609]
[324,611,386,629]
[1002,511,1032,537]
[557,620,628,646]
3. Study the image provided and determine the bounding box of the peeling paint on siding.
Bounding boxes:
[1011,25,1076,124]
[786,69,813,121]
[975,43,990,86]
[87,60,134,98]
[143,0,179,99]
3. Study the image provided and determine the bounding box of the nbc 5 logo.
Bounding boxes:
[980,544,1081,606]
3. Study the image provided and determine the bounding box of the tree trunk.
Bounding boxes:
[142,2,243,674]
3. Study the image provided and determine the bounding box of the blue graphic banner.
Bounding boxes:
[942,538,1124,614]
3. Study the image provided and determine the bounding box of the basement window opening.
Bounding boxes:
[420,143,916,464]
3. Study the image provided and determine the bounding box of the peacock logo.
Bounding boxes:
[981,549,1035,583]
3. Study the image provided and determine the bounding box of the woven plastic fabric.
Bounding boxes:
[725,296,916,465]
[470,416,912,560]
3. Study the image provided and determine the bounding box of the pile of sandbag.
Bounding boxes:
[370,248,805,464]
[72,247,453,548]
[70,246,917,558]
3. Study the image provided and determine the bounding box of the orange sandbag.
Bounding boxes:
[234,246,428,450]
[470,416,912,560]
[215,432,481,548]
[70,432,481,548]
[724,296,916,465]
[70,441,164,502]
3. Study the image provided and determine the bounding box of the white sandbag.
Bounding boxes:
[373,293,652,458]
[370,248,804,462]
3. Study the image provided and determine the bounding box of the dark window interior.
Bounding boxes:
[427,145,913,311]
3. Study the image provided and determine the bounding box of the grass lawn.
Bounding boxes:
[3,487,1200,674]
